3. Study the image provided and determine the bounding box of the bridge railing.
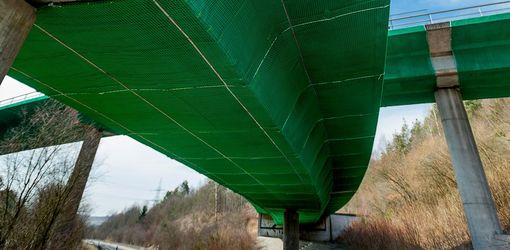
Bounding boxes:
[389,1,510,30]
[0,91,44,108]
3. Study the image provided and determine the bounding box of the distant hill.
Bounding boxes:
[87,216,108,226]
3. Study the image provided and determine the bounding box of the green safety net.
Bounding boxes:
[453,12,510,101]
[382,12,510,107]
[8,0,389,224]
[8,0,510,224]
[382,26,435,107]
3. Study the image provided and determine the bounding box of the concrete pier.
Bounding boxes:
[426,21,507,249]
[0,0,35,83]
[51,127,102,248]
[435,88,505,249]
[283,209,299,250]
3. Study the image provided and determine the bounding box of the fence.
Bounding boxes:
[0,91,44,108]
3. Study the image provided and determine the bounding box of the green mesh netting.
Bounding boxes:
[8,0,390,224]
[382,26,435,107]
[382,12,510,107]
[452,12,510,100]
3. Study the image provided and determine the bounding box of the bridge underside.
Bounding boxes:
[8,0,510,225]
[8,0,390,224]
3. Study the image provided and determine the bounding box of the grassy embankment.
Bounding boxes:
[340,99,510,249]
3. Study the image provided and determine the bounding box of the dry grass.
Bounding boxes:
[340,99,510,249]
[90,182,258,250]
[81,243,97,250]
[341,218,421,249]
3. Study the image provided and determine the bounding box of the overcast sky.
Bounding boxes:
[1,0,503,216]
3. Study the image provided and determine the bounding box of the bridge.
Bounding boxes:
[2,0,510,249]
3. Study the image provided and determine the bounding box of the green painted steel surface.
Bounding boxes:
[8,0,390,224]
[382,12,510,107]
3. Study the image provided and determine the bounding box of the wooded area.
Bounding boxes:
[0,101,90,249]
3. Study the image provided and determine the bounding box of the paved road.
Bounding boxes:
[84,239,152,250]
[86,237,344,250]
[257,237,346,250]
[299,241,347,250]
[257,237,283,250]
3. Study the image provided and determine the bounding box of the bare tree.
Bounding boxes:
[49,126,101,250]
[0,100,91,249]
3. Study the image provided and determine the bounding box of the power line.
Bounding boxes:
[152,178,163,205]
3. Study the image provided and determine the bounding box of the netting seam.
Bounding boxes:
[150,0,305,183]
[278,2,333,208]
[48,85,238,97]
[9,66,276,210]
[252,4,391,83]
[288,4,390,31]
[282,73,382,155]
[311,74,385,86]
[279,1,322,132]
[9,67,212,175]
[279,0,313,86]
[30,25,213,158]
[33,17,283,209]
[325,135,374,142]
[252,5,389,195]
[47,72,381,107]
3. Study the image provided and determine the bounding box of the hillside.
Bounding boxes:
[89,98,510,250]
[88,181,258,250]
[339,98,510,249]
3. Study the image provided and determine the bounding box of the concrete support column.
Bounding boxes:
[435,88,505,249]
[0,0,36,83]
[283,209,299,250]
[51,127,102,248]
[65,127,102,218]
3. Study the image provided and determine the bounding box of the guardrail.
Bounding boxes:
[0,91,44,108]
[389,1,510,29]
